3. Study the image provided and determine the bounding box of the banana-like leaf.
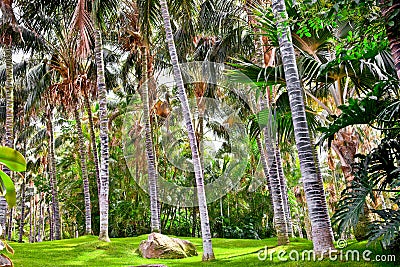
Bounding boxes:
[0,169,17,207]
[0,146,27,172]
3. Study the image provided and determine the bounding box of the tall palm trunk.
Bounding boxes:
[47,108,61,240]
[141,46,160,233]
[29,193,33,242]
[83,87,101,195]
[275,141,293,237]
[271,0,334,253]
[94,28,110,242]
[74,109,92,235]
[18,176,26,242]
[159,0,215,260]
[260,100,289,245]
[37,194,43,242]
[0,44,14,238]
[47,204,53,241]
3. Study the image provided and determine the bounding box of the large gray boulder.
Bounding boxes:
[0,254,12,267]
[138,233,197,259]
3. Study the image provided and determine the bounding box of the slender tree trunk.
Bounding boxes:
[74,109,92,235]
[29,194,33,243]
[94,28,110,242]
[83,87,101,195]
[19,177,26,243]
[271,0,334,253]
[0,44,14,238]
[47,108,61,240]
[275,141,293,237]
[159,0,215,260]
[5,43,15,240]
[140,47,160,233]
[48,204,53,241]
[37,194,43,242]
[33,197,37,242]
[260,99,289,245]
[255,136,273,201]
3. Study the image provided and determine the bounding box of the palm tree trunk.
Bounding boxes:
[141,46,161,233]
[271,0,334,253]
[74,109,92,235]
[19,176,26,243]
[0,44,14,238]
[159,0,215,260]
[37,194,43,242]
[5,43,15,241]
[261,107,289,245]
[47,108,61,240]
[275,141,293,237]
[29,194,33,243]
[94,28,110,242]
[48,204,53,241]
[83,87,101,195]
[255,136,273,202]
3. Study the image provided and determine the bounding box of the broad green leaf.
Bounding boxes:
[0,169,17,207]
[0,146,27,171]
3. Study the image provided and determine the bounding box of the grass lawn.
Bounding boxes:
[8,235,399,266]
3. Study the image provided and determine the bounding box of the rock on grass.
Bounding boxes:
[138,233,197,259]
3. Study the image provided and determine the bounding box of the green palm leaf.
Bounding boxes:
[0,170,16,207]
[0,146,27,172]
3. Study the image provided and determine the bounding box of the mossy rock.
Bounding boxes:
[137,233,198,259]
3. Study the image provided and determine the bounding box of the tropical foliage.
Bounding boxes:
[0,0,399,264]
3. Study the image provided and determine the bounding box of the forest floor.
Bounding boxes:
[8,235,399,266]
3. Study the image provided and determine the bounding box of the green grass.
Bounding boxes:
[8,235,399,266]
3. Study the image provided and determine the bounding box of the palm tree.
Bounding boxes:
[140,46,160,232]
[45,104,62,240]
[118,0,161,233]
[159,0,215,260]
[271,0,334,253]
[93,24,111,243]
[259,99,289,245]
[0,0,16,238]
[82,86,101,195]
[69,0,117,241]
[74,108,92,235]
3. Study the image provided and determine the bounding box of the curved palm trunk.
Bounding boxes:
[159,0,215,260]
[141,46,161,233]
[47,108,61,240]
[94,28,110,242]
[74,109,92,235]
[275,141,293,237]
[271,0,334,253]
[83,88,101,195]
[260,100,289,245]
[0,44,13,238]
